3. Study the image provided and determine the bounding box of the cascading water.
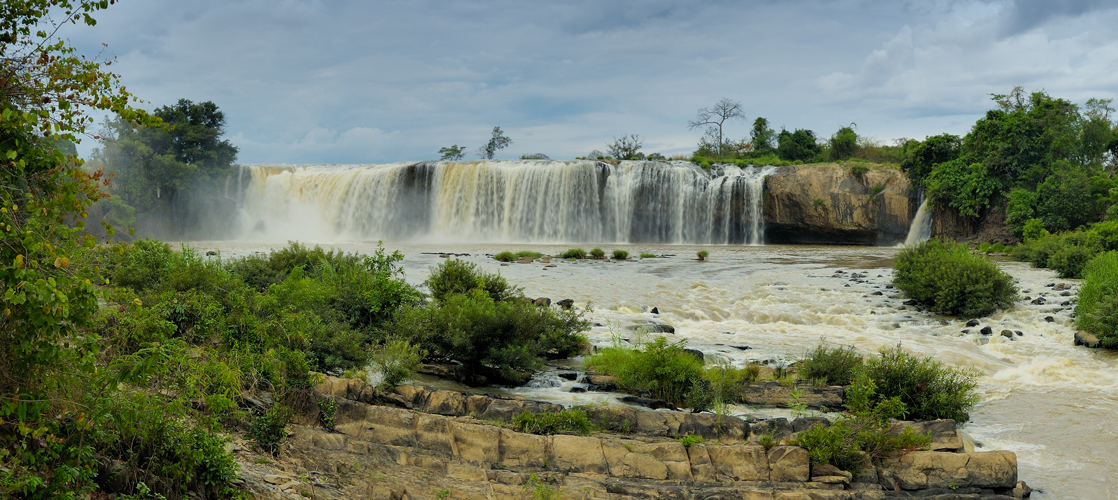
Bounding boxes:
[238,160,778,244]
[903,193,934,245]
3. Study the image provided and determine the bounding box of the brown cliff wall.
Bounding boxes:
[763,164,917,245]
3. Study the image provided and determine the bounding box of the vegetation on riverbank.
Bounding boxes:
[894,238,1017,317]
[1074,252,1118,348]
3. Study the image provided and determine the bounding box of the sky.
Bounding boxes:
[65,0,1118,164]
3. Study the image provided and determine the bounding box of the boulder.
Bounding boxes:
[600,440,669,480]
[705,444,770,481]
[476,398,564,422]
[423,390,467,416]
[768,446,810,482]
[980,326,993,335]
[890,419,963,452]
[533,297,551,307]
[1075,330,1102,348]
[550,435,609,474]
[556,299,575,310]
[790,416,831,433]
[739,382,844,409]
[683,348,704,361]
[750,418,794,445]
[965,319,979,327]
[1001,329,1015,339]
[879,450,1017,490]
[627,320,675,334]
[620,395,677,411]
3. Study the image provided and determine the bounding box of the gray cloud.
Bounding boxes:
[63,0,1118,163]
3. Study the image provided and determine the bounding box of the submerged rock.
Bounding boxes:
[1074,330,1102,348]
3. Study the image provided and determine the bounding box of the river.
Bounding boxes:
[188,240,1118,499]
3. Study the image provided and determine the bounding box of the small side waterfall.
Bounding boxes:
[237,160,778,244]
[903,195,934,246]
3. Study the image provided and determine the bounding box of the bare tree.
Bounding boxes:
[688,98,745,157]
[607,134,644,160]
[477,126,512,159]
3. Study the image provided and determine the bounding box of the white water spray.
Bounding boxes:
[903,194,934,245]
[238,160,778,244]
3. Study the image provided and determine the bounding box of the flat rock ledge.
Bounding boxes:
[239,376,1028,499]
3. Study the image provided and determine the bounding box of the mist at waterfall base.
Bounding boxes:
[233,160,776,245]
[188,241,1118,498]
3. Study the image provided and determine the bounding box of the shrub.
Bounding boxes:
[797,344,863,386]
[697,250,709,261]
[794,372,930,475]
[585,337,704,407]
[1075,251,1118,347]
[425,259,522,302]
[390,289,588,383]
[251,404,293,456]
[590,248,605,259]
[494,251,518,262]
[860,347,981,422]
[512,409,594,435]
[516,251,543,258]
[562,248,587,259]
[1049,243,1097,278]
[639,252,656,259]
[371,339,426,391]
[612,250,629,260]
[893,238,1017,317]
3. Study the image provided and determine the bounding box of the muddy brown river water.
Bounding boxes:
[187,240,1118,499]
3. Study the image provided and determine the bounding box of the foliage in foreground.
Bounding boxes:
[1075,251,1118,348]
[585,337,705,408]
[1012,220,1118,279]
[797,344,862,386]
[893,238,1017,317]
[794,372,930,475]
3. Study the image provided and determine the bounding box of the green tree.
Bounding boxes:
[829,125,858,161]
[750,117,775,152]
[688,98,744,158]
[439,144,467,160]
[477,126,512,159]
[777,128,821,162]
[900,134,961,190]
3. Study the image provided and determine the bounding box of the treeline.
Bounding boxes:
[901,88,1118,237]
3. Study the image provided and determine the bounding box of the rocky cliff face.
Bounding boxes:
[931,203,1018,245]
[763,164,917,245]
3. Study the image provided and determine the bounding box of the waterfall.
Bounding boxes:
[903,194,934,246]
[238,160,778,244]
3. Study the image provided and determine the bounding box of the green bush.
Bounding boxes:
[590,248,605,259]
[425,259,522,302]
[585,337,704,407]
[390,289,588,383]
[639,252,656,259]
[512,409,595,435]
[250,404,293,456]
[860,347,981,422]
[612,250,629,260]
[677,434,705,447]
[494,251,518,262]
[893,238,1017,317]
[1075,252,1118,348]
[794,372,929,474]
[850,164,869,178]
[797,344,862,386]
[562,248,587,259]
[1049,243,1098,278]
[696,250,709,261]
[516,251,543,258]
[371,339,426,391]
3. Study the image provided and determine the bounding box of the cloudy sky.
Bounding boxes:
[66,0,1118,164]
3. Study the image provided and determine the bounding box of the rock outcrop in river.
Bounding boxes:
[763,164,916,245]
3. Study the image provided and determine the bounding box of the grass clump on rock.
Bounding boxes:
[639,252,657,259]
[494,251,518,262]
[1074,251,1118,348]
[590,248,606,259]
[516,250,543,258]
[697,250,709,261]
[893,237,1017,317]
[612,249,629,260]
[513,409,595,435]
[562,248,587,259]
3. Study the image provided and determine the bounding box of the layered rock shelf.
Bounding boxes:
[238,377,1028,499]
